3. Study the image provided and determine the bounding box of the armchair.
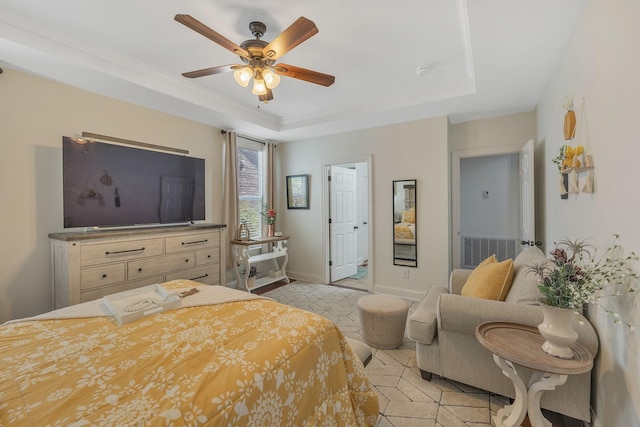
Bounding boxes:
[407,248,599,422]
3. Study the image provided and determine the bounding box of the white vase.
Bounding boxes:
[538,305,578,359]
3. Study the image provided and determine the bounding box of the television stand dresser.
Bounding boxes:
[49,224,226,308]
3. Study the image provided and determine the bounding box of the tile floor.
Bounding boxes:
[261,282,580,427]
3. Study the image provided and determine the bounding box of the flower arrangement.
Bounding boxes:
[528,235,638,328]
[552,144,586,171]
[260,203,277,225]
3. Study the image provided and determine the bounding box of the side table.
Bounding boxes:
[231,236,290,292]
[475,322,593,427]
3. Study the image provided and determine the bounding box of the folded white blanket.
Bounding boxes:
[3,284,269,324]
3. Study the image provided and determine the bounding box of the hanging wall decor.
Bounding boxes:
[563,97,576,140]
[555,97,595,199]
[286,174,310,209]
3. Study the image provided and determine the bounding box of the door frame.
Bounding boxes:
[322,155,374,292]
[451,145,523,269]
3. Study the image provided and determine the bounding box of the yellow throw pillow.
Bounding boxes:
[461,255,515,301]
[401,207,415,223]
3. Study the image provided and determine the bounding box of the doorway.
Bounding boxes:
[323,156,372,292]
[451,141,535,269]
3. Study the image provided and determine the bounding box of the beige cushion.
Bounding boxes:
[461,255,514,301]
[505,247,548,305]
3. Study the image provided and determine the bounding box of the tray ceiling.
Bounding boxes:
[0,0,586,141]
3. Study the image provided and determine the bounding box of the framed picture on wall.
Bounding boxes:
[286,174,309,209]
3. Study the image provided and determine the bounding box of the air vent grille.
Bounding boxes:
[461,236,518,269]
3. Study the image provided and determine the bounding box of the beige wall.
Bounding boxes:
[277,117,450,300]
[0,68,224,323]
[537,0,640,424]
[449,112,536,152]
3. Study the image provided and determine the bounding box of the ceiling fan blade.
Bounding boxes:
[258,88,274,103]
[175,14,249,59]
[182,64,241,78]
[263,17,318,60]
[275,64,335,87]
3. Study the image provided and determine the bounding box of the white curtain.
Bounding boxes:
[222,131,238,268]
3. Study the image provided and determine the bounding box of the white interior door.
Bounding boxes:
[330,166,358,281]
[519,139,536,252]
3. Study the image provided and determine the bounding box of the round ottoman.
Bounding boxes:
[357,294,409,349]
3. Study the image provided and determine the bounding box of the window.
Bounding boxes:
[236,137,264,238]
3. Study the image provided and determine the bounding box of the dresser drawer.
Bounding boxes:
[196,247,220,266]
[81,238,164,266]
[128,253,196,280]
[165,264,220,285]
[165,232,219,254]
[80,275,164,303]
[80,263,126,290]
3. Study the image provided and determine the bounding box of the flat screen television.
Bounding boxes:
[62,136,205,229]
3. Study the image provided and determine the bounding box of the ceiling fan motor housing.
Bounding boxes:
[249,21,266,39]
[239,39,271,62]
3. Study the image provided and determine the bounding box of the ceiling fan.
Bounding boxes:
[174,14,335,103]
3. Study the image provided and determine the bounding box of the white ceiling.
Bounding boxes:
[0,0,586,142]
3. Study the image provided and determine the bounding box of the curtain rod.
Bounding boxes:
[221,129,266,146]
[81,132,189,155]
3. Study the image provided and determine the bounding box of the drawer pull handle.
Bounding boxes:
[102,274,107,278]
[182,239,208,246]
[207,255,211,258]
[138,268,143,272]
[105,247,145,255]
[191,274,209,280]
[185,259,190,263]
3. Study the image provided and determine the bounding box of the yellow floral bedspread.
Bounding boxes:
[394,223,415,240]
[0,281,379,426]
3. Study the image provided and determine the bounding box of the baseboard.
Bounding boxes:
[373,284,424,301]
[286,270,324,284]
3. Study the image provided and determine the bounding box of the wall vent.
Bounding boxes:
[461,236,518,269]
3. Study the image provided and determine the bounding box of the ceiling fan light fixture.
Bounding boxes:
[262,69,281,89]
[252,76,268,96]
[233,66,253,87]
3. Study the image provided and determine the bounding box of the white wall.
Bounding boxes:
[277,117,449,300]
[0,68,224,323]
[537,0,640,425]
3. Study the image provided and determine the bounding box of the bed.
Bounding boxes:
[394,207,416,244]
[394,222,415,243]
[0,280,379,426]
